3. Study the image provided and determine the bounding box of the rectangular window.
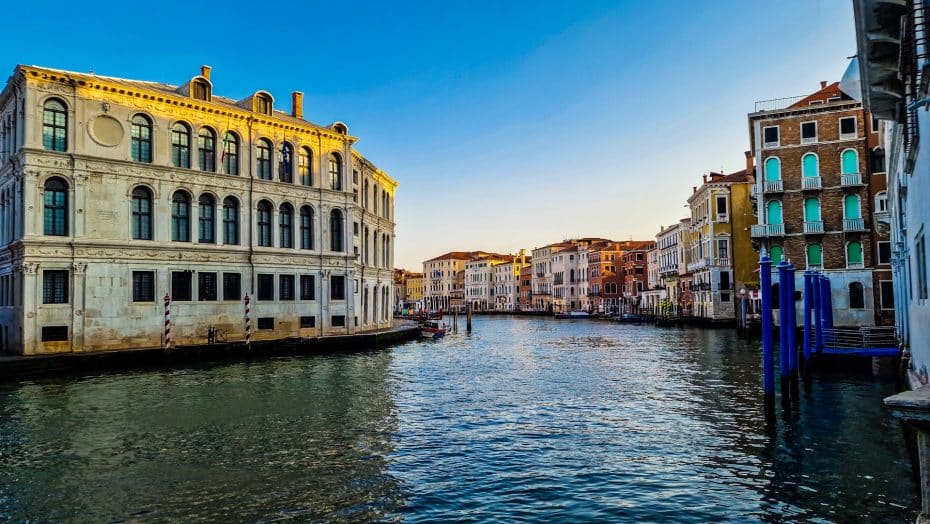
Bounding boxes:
[878,241,891,265]
[717,239,729,259]
[880,280,895,309]
[801,121,817,143]
[332,315,346,327]
[42,270,69,304]
[300,315,316,328]
[331,275,346,300]
[171,271,192,301]
[198,272,217,301]
[872,115,880,133]
[354,222,359,235]
[41,326,69,341]
[918,234,928,300]
[257,317,274,330]
[840,117,857,139]
[720,271,731,290]
[716,196,727,216]
[258,274,274,301]
[222,273,241,301]
[763,126,779,147]
[279,275,295,301]
[301,275,316,300]
[132,271,155,302]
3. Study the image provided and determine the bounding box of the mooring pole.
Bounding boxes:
[786,262,798,397]
[821,275,834,330]
[777,260,790,402]
[802,270,813,370]
[760,251,775,412]
[813,272,823,354]
[466,303,472,333]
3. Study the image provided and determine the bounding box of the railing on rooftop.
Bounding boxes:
[753,95,808,112]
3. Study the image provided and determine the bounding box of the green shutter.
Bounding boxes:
[770,245,783,264]
[765,157,781,181]
[841,150,858,175]
[807,243,823,266]
[847,242,863,265]
[767,200,783,224]
[804,198,820,221]
[844,195,861,219]
[802,154,818,178]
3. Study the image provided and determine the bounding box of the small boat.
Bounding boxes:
[420,319,447,339]
[554,311,593,319]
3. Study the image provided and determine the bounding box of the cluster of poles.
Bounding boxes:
[163,293,254,351]
[759,249,836,409]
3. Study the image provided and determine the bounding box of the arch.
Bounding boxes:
[131,186,153,240]
[279,141,294,183]
[846,240,863,267]
[875,190,889,213]
[191,78,211,101]
[329,152,343,190]
[766,199,783,224]
[257,199,273,247]
[300,205,314,250]
[844,194,861,219]
[253,91,274,115]
[871,146,886,173]
[171,190,191,242]
[332,122,348,135]
[364,179,370,209]
[42,98,68,152]
[43,176,69,236]
[801,153,818,178]
[806,243,823,267]
[841,149,859,175]
[279,203,294,248]
[198,193,216,243]
[849,282,865,309]
[198,127,216,172]
[803,197,821,222]
[222,196,239,245]
[170,121,191,168]
[330,208,344,251]
[256,138,273,180]
[222,131,240,175]
[764,157,781,181]
[298,146,313,186]
[363,226,370,263]
[130,114,153,163]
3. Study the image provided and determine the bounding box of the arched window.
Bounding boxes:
[171,122,191,168]
[298,147,312,186]
[279,203,294,248]
[279,142,294,183]
[804,197,821,222]
[43,177,68,236]
[871,147,885,173]
[364,180,370,209]
[330,208,344,251]
[801,153,818,178]
[131,115,153,163]
[847,241,863,267]
[382,190,388,218]
[373,184,379,214]
[223,197,239,245]
[329,153,343,190]
[849,282,865,309]
[131,186,153,240]
[766,200,783,224]
[300,206,314,250]
[806,243,823,268]
[192,79,211,101]
[171,191,191,242]
[42,99,67,152]
[257,139,273,180]
[769,245,783,264]
[222,132,239,175]
[255,93,273,115]
[844,194,861,219]
[875,191,889,213]
[841,149,859,174]
[363,226,369,263]
[764,157,781,181]
[372,233,379,266]
[198,194,215,243]
[198,128,216,172]
[257,200,272,247]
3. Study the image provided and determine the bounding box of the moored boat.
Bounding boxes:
[420,319,447,339]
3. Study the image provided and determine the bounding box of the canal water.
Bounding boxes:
[0,317,919,522]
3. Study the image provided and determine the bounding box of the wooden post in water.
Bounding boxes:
[802,270,813,372]
[786,262,799,397]
[777,260,790,403]
[466,303,473,333]
[759,251,775,413]
[813,272,823,354]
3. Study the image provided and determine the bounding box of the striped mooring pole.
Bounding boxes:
[164,293,172,351]
[244,293,252,348]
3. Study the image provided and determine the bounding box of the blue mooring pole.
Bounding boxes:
[813,272,823,353]
[822,275,834,330]
[777,260,790,400]
[802,270,813,368]
[760,251,775,408]
[786,262,798,397]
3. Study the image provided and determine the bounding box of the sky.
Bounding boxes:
[4,0,857,270]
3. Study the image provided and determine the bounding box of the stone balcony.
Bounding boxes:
[804,220,824,234]
[841,173,863,187]
[751,223,785,238]
[763,180,783,193]
[844,218,866,232]
[801,176,822,190]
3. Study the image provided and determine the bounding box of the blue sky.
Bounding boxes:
[5,1,856,269]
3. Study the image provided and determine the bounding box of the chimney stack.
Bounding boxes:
[200,65,212,80]
[744,150,753,172]
[291,91,304,119]
[820,80,827,89]
[693,186,697,194]
[702,174,708,184]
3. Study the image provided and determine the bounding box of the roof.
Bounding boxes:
[789,81,852,108]
[424,251,479,262]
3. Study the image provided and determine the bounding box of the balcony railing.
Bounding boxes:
[803,220,824,234]
[751,223,785,238]
[801,176,822,190]
[844,218,866,231]
[715,257,731,267]
[751,224,768,238]
[687,258,710,272]
[764,180,783,193]
[840,173,863,186]
[716,213,729,223]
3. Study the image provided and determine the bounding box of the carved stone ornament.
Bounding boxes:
[72,262,87,274]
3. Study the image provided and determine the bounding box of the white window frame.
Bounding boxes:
[763,125,780,148]
[800,120,818,144]
[839,116,857,140]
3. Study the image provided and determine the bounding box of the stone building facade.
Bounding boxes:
[0,65,397,354]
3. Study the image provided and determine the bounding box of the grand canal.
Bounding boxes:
[0,317,919,522]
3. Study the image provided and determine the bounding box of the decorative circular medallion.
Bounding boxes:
[89,115,124,147]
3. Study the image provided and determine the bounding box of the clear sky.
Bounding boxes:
[4,0,856,270]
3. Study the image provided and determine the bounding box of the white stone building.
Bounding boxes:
[0,65,397,354]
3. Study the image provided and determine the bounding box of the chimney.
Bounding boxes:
[744,150,753,172]
[200,65,212,80]
[820,80,827,89]
[291,91,304,119]
[702,174,707,184]
[693,186,697,194]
